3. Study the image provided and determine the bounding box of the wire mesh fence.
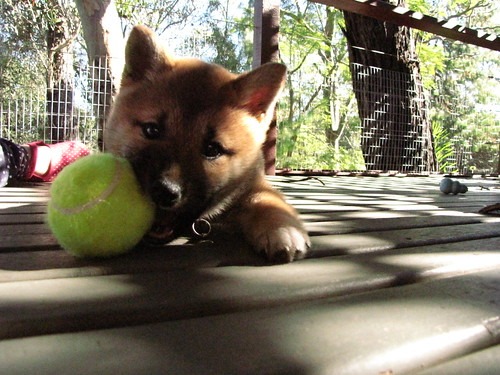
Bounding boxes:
[0,56,115,151]
[1,40,498,175]
[0,31,213,152]
[276,61,498,175]
[352,63,431,173]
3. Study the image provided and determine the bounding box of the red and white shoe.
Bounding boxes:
[26,141,90,182]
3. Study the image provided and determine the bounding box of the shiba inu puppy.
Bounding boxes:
[105,25,310,263]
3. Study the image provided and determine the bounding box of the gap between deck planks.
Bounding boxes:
[0,176,499,374]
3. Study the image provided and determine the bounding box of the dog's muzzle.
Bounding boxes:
[151,179,182,210]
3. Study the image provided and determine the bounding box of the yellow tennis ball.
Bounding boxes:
[47,153,155,257]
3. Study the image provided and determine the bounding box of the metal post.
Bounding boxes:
[253,0,280,175]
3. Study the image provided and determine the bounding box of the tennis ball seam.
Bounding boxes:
[51,158,124,215]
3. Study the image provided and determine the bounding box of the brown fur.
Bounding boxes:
[105,25,310,262]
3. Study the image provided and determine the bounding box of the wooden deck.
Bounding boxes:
[1,176,499,374]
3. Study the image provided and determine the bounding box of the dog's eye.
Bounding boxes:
[203,141,224,160]
[140,122,161,140]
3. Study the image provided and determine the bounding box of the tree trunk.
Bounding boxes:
[75,0,124,150]
[342,0,436,172]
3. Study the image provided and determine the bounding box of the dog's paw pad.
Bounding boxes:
[259,226,310,264]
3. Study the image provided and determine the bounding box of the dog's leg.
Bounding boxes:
[238,180,310,263]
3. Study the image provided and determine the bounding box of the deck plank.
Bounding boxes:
[0,175,499,373]
[1,239,499,340]
[311,222,500,255]
[0,236,498,283]
[0,270,498,375]
[417,344,500,375]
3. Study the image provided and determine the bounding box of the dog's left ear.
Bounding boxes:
[232,63,286,120]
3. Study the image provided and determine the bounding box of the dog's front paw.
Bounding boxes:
[256,225,311,263]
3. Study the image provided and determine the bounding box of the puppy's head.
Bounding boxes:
[105,25,286,242]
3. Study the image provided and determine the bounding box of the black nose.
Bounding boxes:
[151,180,182,210]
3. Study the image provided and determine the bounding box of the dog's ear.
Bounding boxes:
[232,63,286,120]
[122,25,174,82]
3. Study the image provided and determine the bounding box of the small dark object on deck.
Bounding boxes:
[479,203,500,215]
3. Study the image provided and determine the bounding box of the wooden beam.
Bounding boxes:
[253,0,281,68]
[253,0,281,175]
[311,0,500,52]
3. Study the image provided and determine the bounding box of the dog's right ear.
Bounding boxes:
[231,62,286,121]
[122,25,174,83]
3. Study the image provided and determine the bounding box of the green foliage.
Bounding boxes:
[277,102,365,171]
[432,120,455,172]
[277,113,335,170]
[416,41,445,91]
[0,1,51,142]
[0,1,50,87]
[116,0,196,34]
[277,0,362,170]
[202,0,253,72]
[429,39,500,173]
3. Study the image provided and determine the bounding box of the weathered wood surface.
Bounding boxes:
[0,176,499,374]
